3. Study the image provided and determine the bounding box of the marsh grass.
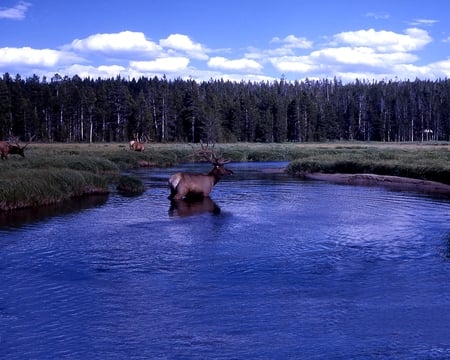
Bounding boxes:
[1,141,449,211]
[286,146,450,184]
[116,175,146,195]
[0,168,109,211]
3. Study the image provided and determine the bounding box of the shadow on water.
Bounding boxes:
[168,197,221,217]
[0,194,109,229]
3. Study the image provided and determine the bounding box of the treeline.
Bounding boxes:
[1,73,449,143]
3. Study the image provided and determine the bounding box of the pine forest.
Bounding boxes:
[1,73,449,144]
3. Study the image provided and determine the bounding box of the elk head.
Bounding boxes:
[0,135,35,160]
[168,142,233,200]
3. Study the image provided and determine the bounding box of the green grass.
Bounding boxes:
[1,141,449,211]
[116,175,146,194]
[286,146,450,184]
[0,168,109,211]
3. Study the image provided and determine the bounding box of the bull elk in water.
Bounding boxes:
[0,135,35,159]
[168,142,233,200]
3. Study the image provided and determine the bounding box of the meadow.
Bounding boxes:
[0,142,449,211]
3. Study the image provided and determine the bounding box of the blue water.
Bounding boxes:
[1,162,450,359]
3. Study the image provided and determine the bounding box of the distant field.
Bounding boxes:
[16,140,450,164]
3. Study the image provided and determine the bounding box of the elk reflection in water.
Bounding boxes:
[168,197,221,217]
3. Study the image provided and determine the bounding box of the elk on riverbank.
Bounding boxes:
[168,142,233,200]
[0,135,35,159]
[129,133,149,152]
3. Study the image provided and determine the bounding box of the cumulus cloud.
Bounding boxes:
[61,64,127,79]
[265,26,435,82]
[71,31,162,55]
[428,59,450,77]
[0,1,31,20]
[208,57,263,72]
[130,57,190,72]
[160,34,208,60]
[0,23,443,83]
[332,28,432,53]
[269,56,314,73]
[0,47,80,68]
[310,47,417,66]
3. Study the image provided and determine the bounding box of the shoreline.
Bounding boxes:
[302,172,450,196]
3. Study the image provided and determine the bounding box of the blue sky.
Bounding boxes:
[0,0,449,83]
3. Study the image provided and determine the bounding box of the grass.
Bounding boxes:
[1,141,449,211]
[285,145,450,185]
[0,168,109,211]
[116,175,146,194]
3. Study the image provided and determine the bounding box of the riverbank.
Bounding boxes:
[301,172,450,196]
[0,142,449,211]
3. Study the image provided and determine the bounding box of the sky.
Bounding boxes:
[0,0,449,83]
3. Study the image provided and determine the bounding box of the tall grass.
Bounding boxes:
[0,168,109,211]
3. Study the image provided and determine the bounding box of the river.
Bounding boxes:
[1,162,450,359]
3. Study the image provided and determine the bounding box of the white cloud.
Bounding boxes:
[408,19,439,27]
[0,1,31,20]
[428,59,450,77]
[160,34,208,60]
[267,27,432,81]
[208,57,263,72]
[0,24,445,84]
[271,35,313,49]
[71,31,162,55]
[310,47,417,66]
[270,56,314,73]
[333,28,432,52]
[365,12,390,20]
[130,57,190,72]
[0,47,80,68]
[60,64,127,79]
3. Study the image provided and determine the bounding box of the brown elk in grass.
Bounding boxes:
[129,133,148,152]
[0,135,35,160]
[168,142,233,200]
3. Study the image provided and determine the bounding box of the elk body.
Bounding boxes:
[0,136,34,159]
[130,141,145,152]
[129,133,148,152]
[168,142,233,200]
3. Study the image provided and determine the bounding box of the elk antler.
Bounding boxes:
[193,141,230,166]
[8,134,35,147]
[22,134,35,149]
[8,135,20,145]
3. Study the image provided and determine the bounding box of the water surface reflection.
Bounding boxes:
[169,197,221,217]
[0,194,108,229]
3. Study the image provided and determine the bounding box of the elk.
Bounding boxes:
[0,135,34,160]
[168,142,233,200]
[131,141,146,152]
[129,133,148,152]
